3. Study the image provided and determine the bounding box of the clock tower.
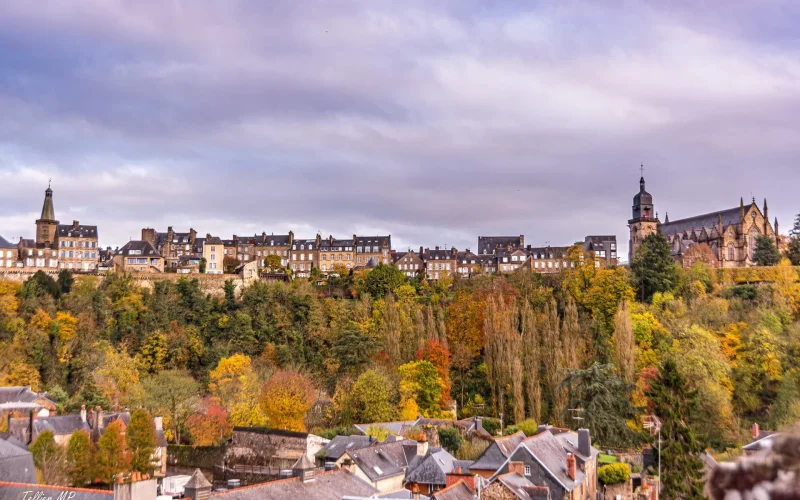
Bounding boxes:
[628,176,659,262]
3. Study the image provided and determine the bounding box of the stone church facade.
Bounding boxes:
[629,177,779,268]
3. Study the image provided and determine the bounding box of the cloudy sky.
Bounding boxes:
[1,1,798,260]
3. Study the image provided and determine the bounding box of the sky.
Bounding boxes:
[1,1,799,260]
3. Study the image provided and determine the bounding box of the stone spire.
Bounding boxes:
[40,184,55,221]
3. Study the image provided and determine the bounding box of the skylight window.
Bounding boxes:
[373,466,383,476]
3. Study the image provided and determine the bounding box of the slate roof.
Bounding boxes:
[355,236,391,251]
[318,435,376,461]
[554,432,600,463]
[292,239,317,250]
[205,236,224,245]
[423,248,457,260]
[40,187,55,221]
[633,177,652,207]
[354,421,418,436]
[0,235,14,249]
[57,224,98,239]
[453,460,473,473]
[264,234,292,246]
[660,207,743,237]
[405,448,457,487]
[430,480,475,500]
[0,440,37,484]
[392,252,407,263]
[495,473,549,499]
[517,431,585,492]
[118,240,160,257]
[743,432,779,452]
[527,246,569,259]
[35,414,90,436]
[0,483,112,500]
[346,440,414,482]
[211,469,378,500]
[0,386,54,407]
[478,236,523,255]
[470,432,526,472]
[185,468,213,489]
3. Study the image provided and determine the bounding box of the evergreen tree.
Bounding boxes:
[66,430,95,486]
[788,212,800,265]
[770,370,800,430]
[57,269,74,295]
[753,235,782,266]
[96,420,130,484]
[645,358,706,499]
[630,233,678,302]
[128,409,158,474]
[224,280,237,311]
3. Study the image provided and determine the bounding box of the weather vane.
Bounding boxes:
[640,163,645,176]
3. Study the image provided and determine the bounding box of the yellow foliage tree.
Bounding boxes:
[209,354,258,411]
[94,346,143,407]
[259,371,315,432]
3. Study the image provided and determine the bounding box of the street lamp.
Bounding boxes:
[643,415,662,500]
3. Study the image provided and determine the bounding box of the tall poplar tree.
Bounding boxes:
[542,300,566,424]
[128,409,158,474]
[613,300,635,382]
[96,420,130,484]
[521,302,542,421]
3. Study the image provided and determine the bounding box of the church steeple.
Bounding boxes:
[628,171,659,263]
[664,212,669,223]
[40,184,55,221]
[35,183,59,247]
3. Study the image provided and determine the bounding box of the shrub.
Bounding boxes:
[515,419,538,436]
[438,427,463,454]
[598,463,631,485]
[481,417,501,436]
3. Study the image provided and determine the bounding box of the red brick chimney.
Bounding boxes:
[508,461,525,477]
[752,423,760,440]
[410,484,420,500]
[446,467,476,492]
[566,453,576,481]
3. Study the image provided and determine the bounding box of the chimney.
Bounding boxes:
[508,461,525,477]
[81,405,87,424]
[27,410,37,444]
[183,469,212,500]
[113,477,157,500]
[752,423,760,440]
[73,220,79,230]
[435,246,440,251]
[520,234,525,247]
[419,246,424,258]
[411,484,420,500]
[566,453,576,481]
[578,428,591,457]
[154,416,163,432]
[417,435,429,456]
[97,406,105,430]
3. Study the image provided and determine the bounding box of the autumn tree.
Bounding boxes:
[612,300,635,382]
[186,399,233,446]
[94,346,143,408]
[561,298,584,371]
[142,370,200,444]
[352,369,397,423]
[541,300,566,424]
[259,370,315,431]
[446,290,485,358]
[96,420,130,484]
[645,358,706,499]
[630,233,679,303]
[484,297,524,423]
[381,294,401,365]
[66,430,95,487]
[209,354,263,426]
[128,409,158,474]
[31,430,69,485]
[418,339,452,406]
[521,302,542,421]
[398,360,443,417]
[788,212,800,265]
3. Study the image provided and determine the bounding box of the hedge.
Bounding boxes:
[167,444,225,470]
[598,463,631,485]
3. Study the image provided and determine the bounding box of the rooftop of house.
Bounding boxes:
[478,236,524,255]
[0,235,15,249]
[660,205,748,236]
[318,435,377,461]
[0,386,55,407]
[0,439,38,484]
[117,240,160,257]
[430,480,475,500]
[354,420,418,436]
[470,432,526,471]
[204,236,224,245]
[57,223,98,239]
[355,236,391,250]
[495,472,549,500]
[405,447,458,486]
[345,440,416,482]
[211,468,378,500]
[515,431,586,492]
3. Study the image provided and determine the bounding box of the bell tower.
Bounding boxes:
[35,183,59,247]
[628,173,659,262]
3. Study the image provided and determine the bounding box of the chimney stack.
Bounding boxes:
[578,428,591,457]
[508,461,525,477]
[752,423,760,440]
[154,416,163,432]
[566,453,576,481]
[417,435,429,456]
[73,220,79,230]
[183,469,212,500]
[411,484,420,500]
[81,405,87,424]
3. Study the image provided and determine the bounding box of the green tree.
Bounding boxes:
[360,263,407,299]
[331,323,378,376]
[199,257,207,274]
[224,280,237,311]
[352,369,397,423]
[562,363,637,448]
[128,409,158,474]
[770,370,800,430]
[264,254,282,269]
[438,427,463,454]
[753,235,782,266]
[398,360,442,415]
[30,430,68,485]
[57,270,74,295]
[66,430,95,487]
[645,358,706,499]
[630,233,679,302]
[598,463,631,485]
[788,212,800,265]
[96,420,130,484]
[142,370,201,444]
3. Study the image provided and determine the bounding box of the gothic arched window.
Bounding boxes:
[728,244,735,261]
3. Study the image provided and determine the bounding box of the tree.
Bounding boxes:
[94,346,143,408]
[381,294,401,365]
[352,369,397,423]
[630,233,679,303]
[438,427,463,454]
[398,360,443,416]
[199,257,207,273]
[541,300,566,425]
[612,300,635,382]
[186,399,233,446]
[66,430,95,487]
[57,270,74,295]
[788,212,800,265]
[562,363,637,448]
[769,370,800,430]
[30,430,68,485]
[259,370,315,431]
[128,409,158,474]
[209,354,257,411]
[223,256,239,274]
[645,359,706,499]
[360,264,407,299]
[484,297,524,423]
[331,323,377,376]
[142,370,200,444]
[521,302,542,421]
[96,420,130,484]
[753,235,782,266]
[598,463,631,485]
[264,254,282,270]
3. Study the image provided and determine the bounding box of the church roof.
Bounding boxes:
[633,177,652,206]
[40,186,56,221]
[660,207,742,236]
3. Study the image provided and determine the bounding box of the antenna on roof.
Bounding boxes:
[568,408,585,424]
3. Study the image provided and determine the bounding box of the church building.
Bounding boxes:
[628,176,779,268]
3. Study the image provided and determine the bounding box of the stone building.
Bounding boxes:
[628,176,780,267]
[35,184,59,247]
[142,227,198,270]
[202,236,224,274]
[478,235,525,255]
[233,232,294,269]
[113,240,164,273]
[0,235,19,269]
[225,427,328,469]
[57,220,99,271]
[496,248,529,274]
[423,247,457,280]
[528,246,574,274]
[394,250,425,278]
[290,237,320,278]
[19,239,59,270]
[583,235,618,265]
[355,235,392,267]
[456,249,495,277]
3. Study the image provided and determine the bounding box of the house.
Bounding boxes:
[319,236,356,273]
[56,221,100,271]
[336,439,422,493]
[203,236,224,274]
[317,435,378,465]
[113,240,164,273]
[489,428,598,500]
[469,431,526,479]
[18,239,59,270]
[141,227,198,270]
[583,236,618,266]
[394,250,424,278]
[478,236,525,256]
[496,248,529,274]
[483,470,550,499]
[429,480,476,500]
[225,427,328,469]
[527,246,574,274]
[422,247,457,280]
[404,447,460,495]
[0,437,37,484]
[742,423,777,456]
[456,250,495,277]
[0,386,57,416]
[355,236,392,267]
[289,238,319,278]
[0,235,20,269]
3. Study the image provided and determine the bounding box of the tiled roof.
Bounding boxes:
[57,224,98,239]
[347,440,414,482]
[471,432,525,472]
[118,240,160,257]
[430,480,474,500]
[0,235,15,249]
[478,236,523,255]
[211,469,378,500]
[405,448,457,486]
[0,387,54,406]
[355,236,391,251]
[660,207,743,236]
[318,435,376,461]
[518,431,585,491]
[184,468,213,489]
[496,473,548,499]
[35,414,90,436]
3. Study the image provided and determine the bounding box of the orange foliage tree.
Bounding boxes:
[418,339,452,406]
[186,399,233,446]
[259,371,315,432]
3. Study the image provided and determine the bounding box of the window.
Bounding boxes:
[728,244,735,261]
[524,465,531,476]
[322,264,327,271]
[322,254,327,261]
